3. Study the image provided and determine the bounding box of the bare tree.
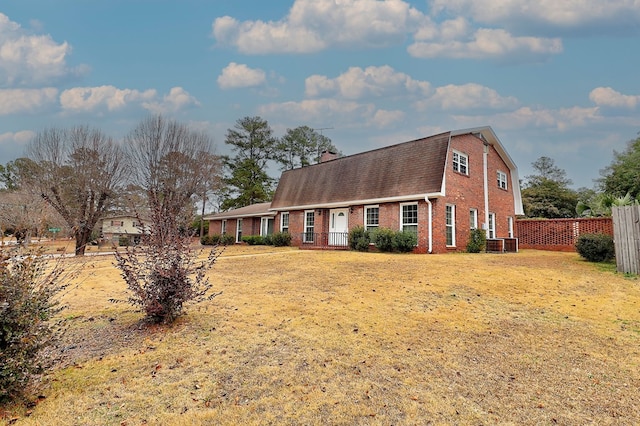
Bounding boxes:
[125,115,214,232]
[25,126,127,255]
[115,115,222,323]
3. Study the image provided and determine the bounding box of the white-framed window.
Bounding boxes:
[400,203,418,236]
[469,208,478,230]
[508,216,514,238]
[280,212,289,233]
[497,170,508,190]
[364,205,379,232]
[221,219,227,235]
[260,217,274,236]
[488,213,495,239]
[453,150,468,175]
[446,204,456,247]
[236,218,243,243]
[304,210,315,243]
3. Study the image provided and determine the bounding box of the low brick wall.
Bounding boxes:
[516,218,613,252]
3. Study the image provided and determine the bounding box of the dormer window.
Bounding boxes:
[453,151,468,175]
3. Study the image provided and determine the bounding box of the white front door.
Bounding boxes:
[329,208,349,246]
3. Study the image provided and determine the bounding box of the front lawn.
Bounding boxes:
[3,248,639,425]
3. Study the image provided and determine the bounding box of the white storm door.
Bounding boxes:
[329,208,349,246]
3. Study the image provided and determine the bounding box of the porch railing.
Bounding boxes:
[300,232,349,249]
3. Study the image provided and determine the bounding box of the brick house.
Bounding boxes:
[206,126,524,253]
[205,202,276,243]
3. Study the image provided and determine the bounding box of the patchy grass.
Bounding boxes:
[2,247,639,425]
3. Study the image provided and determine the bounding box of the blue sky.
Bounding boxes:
[1,0,639,190]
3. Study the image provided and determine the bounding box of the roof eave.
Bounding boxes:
[269,192,445,211]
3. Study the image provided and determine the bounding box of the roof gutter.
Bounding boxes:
[425,196,433,254]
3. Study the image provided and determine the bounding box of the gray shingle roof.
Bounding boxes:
[270,132,450,210]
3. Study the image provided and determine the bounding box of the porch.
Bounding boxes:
[299,232,350,250]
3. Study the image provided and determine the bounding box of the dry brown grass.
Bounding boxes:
[2,246,639,425]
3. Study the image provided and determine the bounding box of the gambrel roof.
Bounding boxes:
[270,132,450,210]
[270,126,523,215]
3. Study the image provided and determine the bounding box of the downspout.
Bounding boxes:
[483,142,490,238]
[425,196,433,253]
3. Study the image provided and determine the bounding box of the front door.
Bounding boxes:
[329,208,349,246]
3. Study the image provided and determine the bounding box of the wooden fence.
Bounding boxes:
[516,218,613,252]
[612,206,640,274]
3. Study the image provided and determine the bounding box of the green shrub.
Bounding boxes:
[349,226,370,252]
[263,234,273,246]
[241,235,264,245]
[575,233,615,262]
[221,233,235,245]
[0,247,69,402]
[372,228,396,252]
[393,231,417,253]
[466,228,487,253]
[270,232,292,247]
[118,235,130,246]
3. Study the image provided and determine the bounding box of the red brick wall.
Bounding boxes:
[516,217,613,251]
[207,217,260,242]
[437,134,517,253]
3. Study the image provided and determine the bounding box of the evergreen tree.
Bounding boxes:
[521,156,578,218]
[222,116,277,209]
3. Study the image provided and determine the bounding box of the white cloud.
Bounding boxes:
[142,87,200,114]
[430,0,640,34]
[417,83,518,110]
[306,65,431,99]
[408,28,562,60]
[371,109,405,127]
[589,87,639,109]
[0,130,36,145]
[60,86,156,113]
[0,13,85,86]
[0,88,58,114]
[218,62,267,89]
[456,105,601,131]
[259,98,385,127]
[212,0,425,54]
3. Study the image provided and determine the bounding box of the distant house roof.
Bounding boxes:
[270,132,450,210]
[204,202,275,220]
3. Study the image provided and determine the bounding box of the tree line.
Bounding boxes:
[0,115,338,255]
[522,134,640,218]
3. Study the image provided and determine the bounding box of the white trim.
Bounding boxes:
[221,219,227,235]
[508,216,514,238]
[446,204,456,247]
[470,208,478,229]
[236,218,243,243]
[303,210,315,243]
[488,212,496,239]
[364,205,379,232]
[497,170,508,190]
[269,192,443,212]
[400,202,418,234]
[452,150,469,175]
[280,211,290,233]
[425,197,433,253]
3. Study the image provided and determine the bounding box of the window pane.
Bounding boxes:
[365,207,379,230]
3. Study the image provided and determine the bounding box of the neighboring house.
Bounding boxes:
[206,126,524,253]
[101,215,150,244]
[204,202,276,243]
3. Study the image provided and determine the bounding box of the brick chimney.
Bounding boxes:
[320,150,338,163]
